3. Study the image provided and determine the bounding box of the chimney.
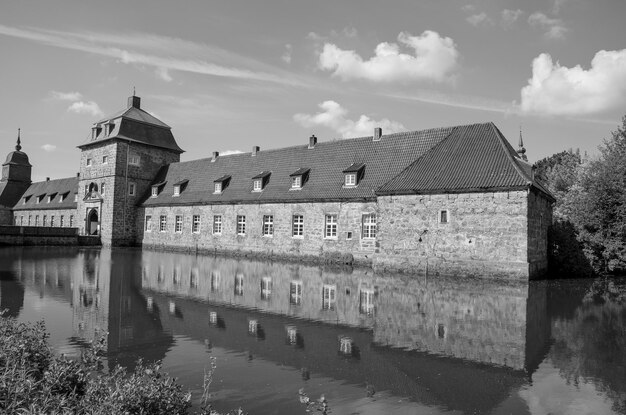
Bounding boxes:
[211,151,219,162]
[128,95,141,109]
[46,177,50,182]
[76,172,80,178]
[308,134,317,149]
[373,127,382,141]
[252,146,260,156]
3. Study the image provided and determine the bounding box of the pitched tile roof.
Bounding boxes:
[140,125,454,206]
[377,123,554,200]
[13,177,78,211]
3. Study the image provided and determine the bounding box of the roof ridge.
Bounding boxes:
[489,123,532,184]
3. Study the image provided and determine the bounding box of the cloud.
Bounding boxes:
[281,44,292,64]
[41,144,56,152]
[318,31,458,83]
[461,5,476,12]
[501,9,524,27]
[220,150,244,156]
[0,24,306,87]
[293,101,405,138]
[49,91,83,101]
[520,50,626,116]
[67,101,104,117]
[552,0,568,14]
[155,67,172,82]
[528,12,567,39]
[466,13,494,27]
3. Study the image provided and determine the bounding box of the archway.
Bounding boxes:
[87,209,99,235]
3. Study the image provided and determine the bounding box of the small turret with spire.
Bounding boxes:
[16,128,22,152]
[517,126,528,162]
[2,128,31,184]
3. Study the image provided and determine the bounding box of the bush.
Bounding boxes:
[0,316,196,414]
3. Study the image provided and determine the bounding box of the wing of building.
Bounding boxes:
[0,95,554,280]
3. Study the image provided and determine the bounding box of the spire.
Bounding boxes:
[16,128,22,152]
[517,126,527,161]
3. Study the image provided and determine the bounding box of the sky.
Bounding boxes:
[1,0,625,181]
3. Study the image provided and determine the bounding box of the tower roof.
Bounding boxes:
[78,95,184,153]
[3,129,31,167]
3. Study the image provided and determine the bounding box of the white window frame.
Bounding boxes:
[359,288,375,315]
[292,214,304,237]
[213,215,222,235]
[234,273,244,296]
[173,185,180,197]
[59,216,64,227]
[35,215,39,226]
[344,173,356,186]
[291,175,302,189]
[151,187,158,197]
[290,281,302,306]
[43,215,47,226]
[322,284,336,310]
[362,213,377,239]
[192,215,201,233]
[253,179,262,192]
[50,216,55,227]
[128,182,136,196]
[262,215,274,237]
[214,182,222,194]
[175,215,183,233]
[69,215,73,227]
[129,154,140,166]
[261,277,272,300]
[324,214,338,239]
[211,271,221,292]
[237,215,246,236]
[145,215,152,232]
[159,215,167,232]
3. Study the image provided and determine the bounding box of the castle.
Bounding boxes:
[0,95,554,279]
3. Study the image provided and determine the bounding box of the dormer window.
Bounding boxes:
[37,194,45,204]
[289,168,310,190]
[91,125,102,140]
[59,192,68,202]
[47,193,56,203]
[106,121,115,136]
[251,171,271,192]
[342,163,365,187]
[213,175,231,194]
[173,179,188,197]
[151,181,166,198]
[23,195,31,205]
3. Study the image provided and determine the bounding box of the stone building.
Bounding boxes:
[0,94,554,279]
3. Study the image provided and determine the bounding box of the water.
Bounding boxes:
[0,246,624,415]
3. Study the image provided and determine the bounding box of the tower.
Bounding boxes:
[76,95,183,246]
[517,127,528,162]
[0,130,32,224]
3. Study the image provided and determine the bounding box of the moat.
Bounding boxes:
[1,246,624,414]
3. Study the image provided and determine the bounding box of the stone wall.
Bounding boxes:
[10,209,77,227]
[77,140,179,246]
[527,188,553,278]
[0,207,12,226]
[139,201,378,265]
[374,191,529,280]
[0,226,79,246]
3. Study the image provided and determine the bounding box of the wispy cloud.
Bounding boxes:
[520,50,626,116]
[281,44,292,64]
[386,90,516,114]
[318,31,459,84]
[0,24,306,86]
[220,150,244,156]
[41,144,57,152]
[466,13,494,27]
[49,91,83,101]
[67,101,103,117]
[528,12,567,39]
[294,101,405,138]
[501,9,524,28]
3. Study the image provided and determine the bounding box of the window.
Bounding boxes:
[37,195,43,204]
[159,215,167,232]
[237,215,246,236]
[292,214,304,237]
[14,216,17,225]
[47,195,53,203]
[101,182,106,196]
[151,187,158,197]
[173,185,180,196]
[69,215,74,227]
[102,155,108,164]
[324,214,337,238]
[128,182,136,196]
[214,182,222,193]
[43,215,47,226]
[291,175,301,189]
[60,216,64,227]
[290,281,302,306]
[173,267,181,284]
[175,215,183,233]
[20,216,24,226]
[439,210,449,224]
[253,179,262,191]
[28,216,31,226]
[251,171,270,192]
[213,215,222,235]
[129,154,140,165]
[86,158,92,167]
[359,289,375,315]
[362,214,377,239]
[35,215,39,226]
[322,284,336,310]
[145,215,152,232]
[59,193,65,203]
[84,184,89,195]
[344,173,356,186]
[50,216,55,227]
[262,215,274,236]
[192,215,201,233]
[234,273,244,296]
[74,194,78,202]
[261,277,272,300]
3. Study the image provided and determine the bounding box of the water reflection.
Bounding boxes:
[0,247,624,414]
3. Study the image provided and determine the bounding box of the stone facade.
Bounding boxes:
[140,200,377,265]
[10,209,77,227]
